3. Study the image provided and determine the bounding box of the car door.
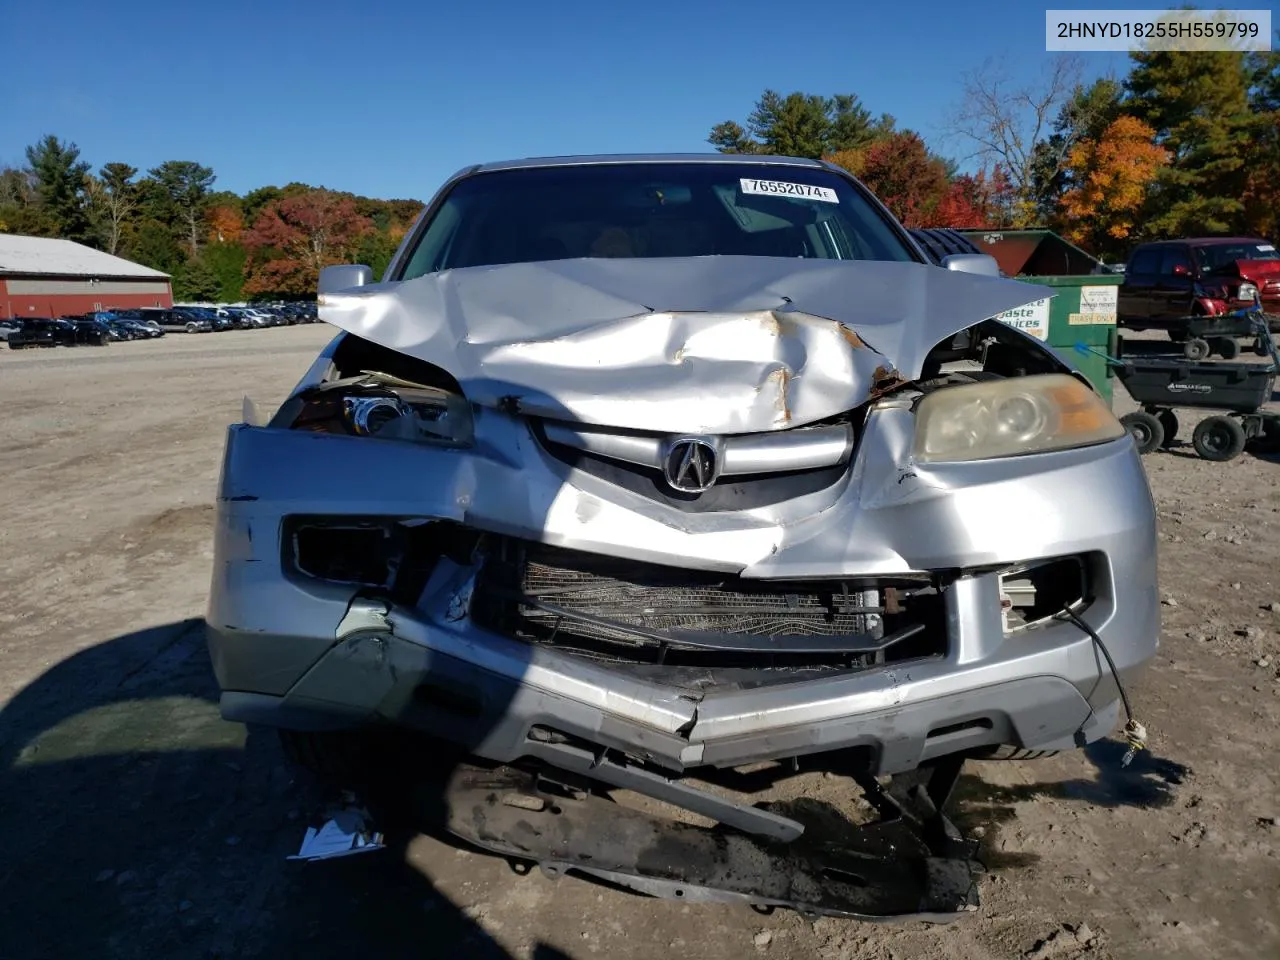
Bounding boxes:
[1119,247,1161,327]
[1153,244,1195,323]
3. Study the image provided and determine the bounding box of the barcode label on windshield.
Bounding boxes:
[739,178,838,203]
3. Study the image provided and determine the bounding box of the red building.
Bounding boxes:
[0,233,173,319]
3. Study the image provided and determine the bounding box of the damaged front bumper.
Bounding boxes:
[207,397,1159,919]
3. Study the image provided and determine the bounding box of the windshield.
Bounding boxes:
[1195,241,1280,273]
[399,162,918,280]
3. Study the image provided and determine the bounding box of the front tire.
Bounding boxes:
[1183,337,1211,361]
[1120,410,1165,454]
[278,729,377,780]
[1211,337,1241,360]
[1192,415,1246,462]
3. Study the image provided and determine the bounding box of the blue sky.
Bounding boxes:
[1,0,1148,201]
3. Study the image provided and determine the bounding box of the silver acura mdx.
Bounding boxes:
[207,154,1159,920]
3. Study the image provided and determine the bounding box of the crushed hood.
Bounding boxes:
[319,256,1050,434]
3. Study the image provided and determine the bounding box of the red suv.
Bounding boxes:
[1118,237,1280,330]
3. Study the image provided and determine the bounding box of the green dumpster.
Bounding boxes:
[993,275,1121,407]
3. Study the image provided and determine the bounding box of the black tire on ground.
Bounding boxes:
[1211,337,1241,360]
[1157,409,1179,446]
[277,728,377,779]
[185,322,199,333]
[1183,337,1211,361]
[1256,418,1280,453]
[1192,415,1247,462]
[1120,410,1165,454]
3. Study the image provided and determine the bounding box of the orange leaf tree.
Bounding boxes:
[825,133,948,227]
[1058,115,1169,258]
[206,205,243,245]
[921,167,1018,229]
[243,189,374,297]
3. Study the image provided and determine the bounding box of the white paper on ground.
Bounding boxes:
[288,812,385,861]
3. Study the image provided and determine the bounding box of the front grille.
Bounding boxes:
[533,422,855,514]
[472,539,945,668]
[519,553,882,640]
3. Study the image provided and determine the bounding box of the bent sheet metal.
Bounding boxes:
[318,256,1051,433]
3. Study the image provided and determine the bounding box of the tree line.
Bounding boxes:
[4,42,1275,291]
[710,43,1279,261]
[0,148,423,302]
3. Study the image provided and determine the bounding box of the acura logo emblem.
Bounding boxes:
[663,438,719,493]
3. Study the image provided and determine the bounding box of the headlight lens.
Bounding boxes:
[913,373,1125,463]
[286,384,474,446]
[1238,282,1259,302]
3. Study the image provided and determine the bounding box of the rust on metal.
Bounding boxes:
[868,364,909,400]
[837,323,866,350]
[766,367,792,425]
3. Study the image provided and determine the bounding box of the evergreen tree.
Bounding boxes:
[24,135,91,240]
[1125,49,1253,234]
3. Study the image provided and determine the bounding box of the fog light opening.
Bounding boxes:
[293,523,393,587]
[1000,556,1088,631]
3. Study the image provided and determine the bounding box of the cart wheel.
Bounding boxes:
[1156,409,1179,446]
[1255,338,1270,357]
[1183,338,1211,361]
[1120,411,1165,454]
[1192,415,1247,462]
[1210,337,1241,360]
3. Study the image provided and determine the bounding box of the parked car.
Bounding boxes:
[243,306,280,327]
[177,306,233,332]
[109,318,154,340]
[70,320,111,345]
[206,154,1159,920]
[138,308,211,333]
[218,306,261,329]
[0,319,22,341]
[73,313,129,341]
[1118,237,1280,330]
[108,309,164,336]
[7,318,64,349]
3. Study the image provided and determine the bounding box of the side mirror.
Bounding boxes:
[318,264,374,295]
[1172,263,1190,277]
[940,253,1000,278]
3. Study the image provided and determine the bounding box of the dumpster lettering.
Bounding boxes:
[994,297,1051,341]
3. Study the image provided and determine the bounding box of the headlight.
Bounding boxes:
[285,382,474,447]
[1238,282,1259,302]
[913,374,1125,464]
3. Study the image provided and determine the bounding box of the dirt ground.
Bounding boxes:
[0,326,1276,960]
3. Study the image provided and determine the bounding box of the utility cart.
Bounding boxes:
[1122,310,1263,361]
[1102,308,1280,462]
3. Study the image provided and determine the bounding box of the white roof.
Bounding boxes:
[0,233,170,279]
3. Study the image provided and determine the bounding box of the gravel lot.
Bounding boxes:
[0,327,1276,960]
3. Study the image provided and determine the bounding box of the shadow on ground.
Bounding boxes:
[950,740,1190,870]
[0,619,572,960]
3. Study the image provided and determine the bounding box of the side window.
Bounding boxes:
[1159,248,1191,276]
[1127,249,1160,274]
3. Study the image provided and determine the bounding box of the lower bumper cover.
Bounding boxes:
[438,759,981,922]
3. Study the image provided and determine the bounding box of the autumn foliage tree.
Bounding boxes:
[243,190,375,297]
[924,168,1015,229]
[825,133,948,227]
[206,205,243,245]
[1058,116,1169,259]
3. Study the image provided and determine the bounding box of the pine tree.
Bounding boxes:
[24,135,91,241]
[1125,50,1253,234]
